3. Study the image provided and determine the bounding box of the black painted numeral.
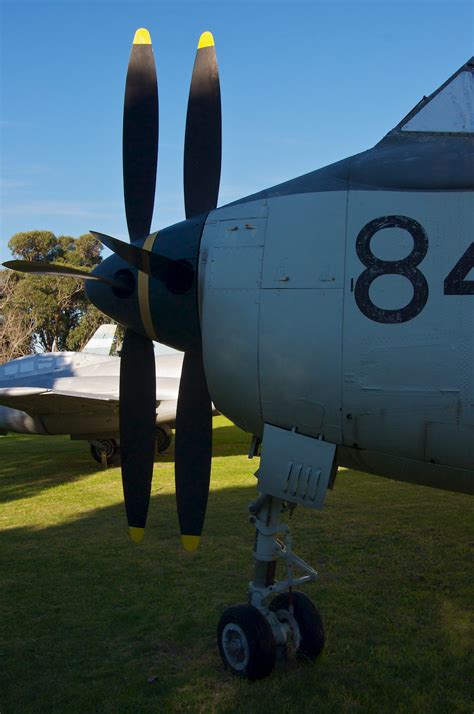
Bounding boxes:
[444,242,474,295]
[354,215,429,324]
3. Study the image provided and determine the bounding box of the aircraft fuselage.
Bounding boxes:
[85,65,474,494]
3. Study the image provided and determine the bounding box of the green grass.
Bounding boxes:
[0,417,473,713]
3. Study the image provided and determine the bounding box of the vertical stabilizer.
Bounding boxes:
[81,324,117,355]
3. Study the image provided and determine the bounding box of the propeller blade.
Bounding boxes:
[175,350,213,551]
[119,328,157,542]
[183,31,221,219]
[174,32,222,550]
[123,28,158,242]
[2,260,121,289]
[119,30,159,543]
[90,231,194,290]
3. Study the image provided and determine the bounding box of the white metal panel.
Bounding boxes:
[259,288,343,443]
[206,199,268,222]
[200,216,266,435]
[210,247,263,290]
[262,193,347,289]
[258,191,346,442]
[401,69,474,133]
[258,424,336,509]
[343,190,474,467]
[204,216,266,248]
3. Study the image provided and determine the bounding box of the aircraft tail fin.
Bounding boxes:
[81,324,117,355]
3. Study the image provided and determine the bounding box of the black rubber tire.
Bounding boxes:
[90,444,102,464]
[154,426,173,454]
[269,591,325,660]
[217,604,276,680]
[89,440,121,466]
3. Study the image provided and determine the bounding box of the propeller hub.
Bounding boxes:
[112,268,135,298]
[86,212,208,351]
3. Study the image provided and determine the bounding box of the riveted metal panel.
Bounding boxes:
[259,288,343,443]
[262,193,346,289]
[258,423,336,509]
[258,191,346,442]
[209,247,263,290]
[426,423,474,469]
[207,199,268,221]
[199,213,266,435]
[343,190,474,467]
[338,444,473,494]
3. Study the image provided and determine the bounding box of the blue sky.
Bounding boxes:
[1,0,472,262]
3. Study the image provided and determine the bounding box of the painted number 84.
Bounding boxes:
[354,215,474,324]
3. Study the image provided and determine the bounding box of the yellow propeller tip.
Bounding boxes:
[133,28,151,45]
[129,527,145,543]
[181,535,200,552]
[198,31,214,49]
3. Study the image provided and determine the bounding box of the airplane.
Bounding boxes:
[0,324,184,465]
[4,29,473,679]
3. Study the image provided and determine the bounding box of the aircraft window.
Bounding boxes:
[401,69,473,133]
[3,364,18,376]
[19,360,34,373]
[53,356,66,369]
[38,358,53,370]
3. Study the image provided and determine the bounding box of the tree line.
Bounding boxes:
[0,230,108,364]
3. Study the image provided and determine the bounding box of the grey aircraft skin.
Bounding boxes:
[0,329,184,463]
[88,57,474,494]
[198,58,474,496]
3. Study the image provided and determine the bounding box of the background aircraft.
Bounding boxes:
[4,29,473,679]
[0,324,184,465]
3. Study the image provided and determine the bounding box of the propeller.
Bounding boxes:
[89,31,221,550]
[3,29,222,552]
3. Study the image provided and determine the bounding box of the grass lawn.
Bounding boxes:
[0,416,473,713]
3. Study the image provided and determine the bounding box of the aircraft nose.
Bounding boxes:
[86,254,144,336]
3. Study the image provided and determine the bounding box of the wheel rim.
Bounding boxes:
[275,608,301,652]
[221,623,250,671]
[98,440,116,459]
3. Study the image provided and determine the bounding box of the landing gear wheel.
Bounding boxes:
[89,439,121,466]
[270,591,325,661]
[217,604,276,680]
[154,425,173,455]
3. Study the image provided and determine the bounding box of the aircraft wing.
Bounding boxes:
[0,379,180,417]
[0,387,119,416]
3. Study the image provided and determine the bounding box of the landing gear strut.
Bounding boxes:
[217,495,325,679]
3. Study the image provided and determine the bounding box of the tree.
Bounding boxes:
[0,271,37,363]
[7,230,62,263]
[8,230,102,268]
[1,231,106,361]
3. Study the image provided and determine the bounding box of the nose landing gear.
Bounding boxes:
[217,495,325,679]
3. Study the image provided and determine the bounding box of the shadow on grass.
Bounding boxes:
[1,471,473,713]
[0,422,250,504]
[0,434,98,503]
